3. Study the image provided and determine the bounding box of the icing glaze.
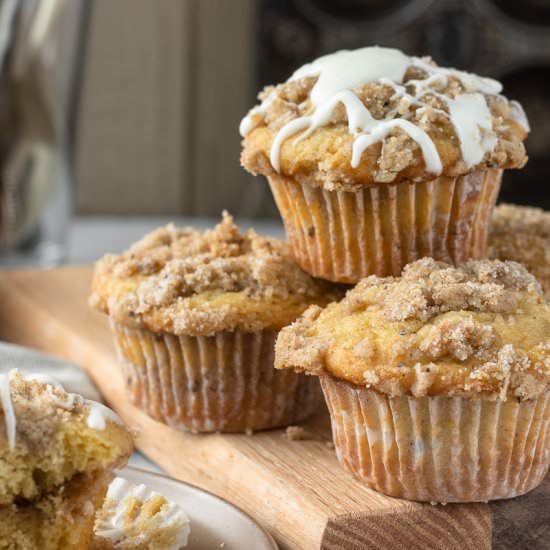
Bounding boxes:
[86,401,122,430]
[28,372,123,430]
[351,119,442,172]
[95,477,190,549]
[0,373,16,450]
[240,46,525,175]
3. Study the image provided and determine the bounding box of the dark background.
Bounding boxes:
[257,0,550,208]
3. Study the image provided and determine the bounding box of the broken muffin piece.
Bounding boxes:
[0,370,133,550]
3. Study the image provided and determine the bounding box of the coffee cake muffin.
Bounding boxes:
[489,203,550,298]
[0,370,133,550]
[90,212,340,433]
[275,258,550,502]
[92,477,190,549]
[241,46,529,283]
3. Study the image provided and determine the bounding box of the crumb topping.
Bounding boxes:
[345,258,540,322]
[275,258,550,400]
[489,204,550,298]
[241,58,528,189]
[91,212,339,335]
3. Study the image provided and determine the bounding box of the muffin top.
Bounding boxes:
[275,258,550,401]
[90,212,339,336]
[241,46,528,190]
[489,204,550,298]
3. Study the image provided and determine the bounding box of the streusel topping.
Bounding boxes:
[489,204,550,298]
[91,212,339,335]
[275,258,550,400]
[241,47,528,189]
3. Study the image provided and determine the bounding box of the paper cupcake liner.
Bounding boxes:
[110,322,321,433]
[268,169,502,283]
[320,375,550,503]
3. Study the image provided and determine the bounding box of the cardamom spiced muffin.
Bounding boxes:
[90,212,340,433]
[275,258,550,503]
[0,370,133,550]
[241,46,529,283]
[489,203,550,298]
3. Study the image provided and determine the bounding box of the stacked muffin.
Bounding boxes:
[241,46,527,283]
[239,46,550,503]
[93,45,550,504]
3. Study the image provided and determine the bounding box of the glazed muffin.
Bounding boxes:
[489,203,550,298]
[92,477,190,549]
[241,46,529,283]
[275,258,550,503]
[90,212,340,433]
[0,370,133,550]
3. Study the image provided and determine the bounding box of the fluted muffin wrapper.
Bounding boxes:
[110,322,321,433]
[268,169,502,283]
[320,375,550,503]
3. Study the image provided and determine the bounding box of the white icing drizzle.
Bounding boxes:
[510,100,530,133]
[27,373,123,430]
[240,46,519,175]
[239,91,275,137]
[270,117,311,172]
[86,401,122,430]
[351,119,442,172]
[445,93,495,167]
[0,372,16,450]
[95,477,190,549]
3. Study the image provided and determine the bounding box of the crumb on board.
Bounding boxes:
[285,426,306,441]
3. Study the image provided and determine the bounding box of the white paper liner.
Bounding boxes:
[268,169,502,283]
[111,322,321,433]
[321,376,550,502]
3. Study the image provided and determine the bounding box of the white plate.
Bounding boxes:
[118,467,278,550]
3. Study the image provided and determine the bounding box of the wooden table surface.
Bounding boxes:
[0,266,548,550]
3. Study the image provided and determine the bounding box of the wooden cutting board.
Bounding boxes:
[1,266,549,550]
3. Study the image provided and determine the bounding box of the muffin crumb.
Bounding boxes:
[285,426,306,441]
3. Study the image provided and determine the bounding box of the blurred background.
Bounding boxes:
[1,0,549,266]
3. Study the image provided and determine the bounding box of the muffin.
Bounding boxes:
[240,46,529,283]
[489,203,550,298]
[92,477,190,549]
[0,370,133,550]
[90,212,340,433]
[275,258,550,502]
